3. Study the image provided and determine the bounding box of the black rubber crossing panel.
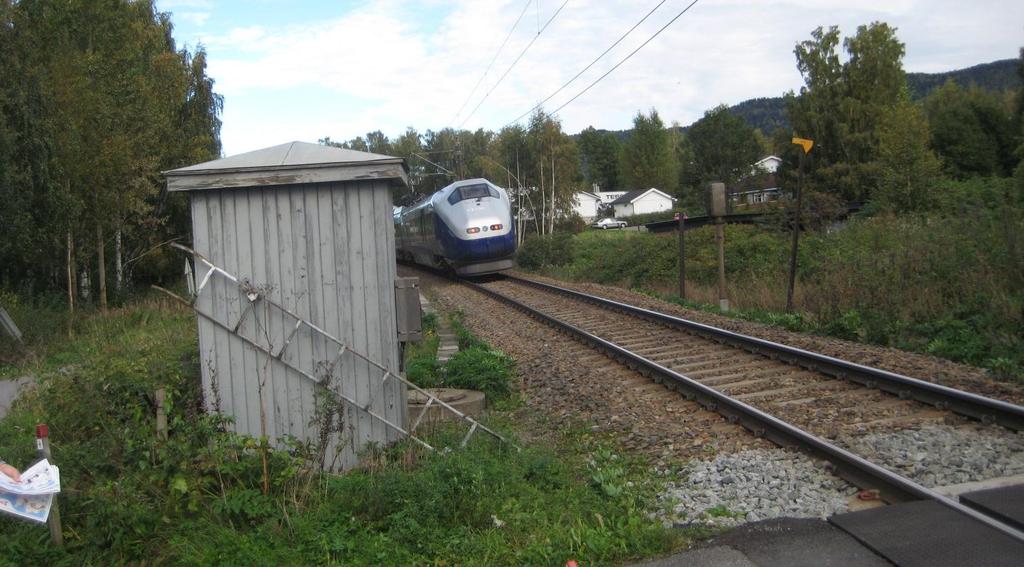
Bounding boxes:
[960,484,1024,531]
[830,500,1024,567]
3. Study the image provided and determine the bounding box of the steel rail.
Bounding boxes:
[505,275,1024,432]
[458,277,1024,544]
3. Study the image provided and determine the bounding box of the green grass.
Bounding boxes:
[0,298,691,565]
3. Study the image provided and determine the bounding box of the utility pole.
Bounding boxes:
[786,136,814,312]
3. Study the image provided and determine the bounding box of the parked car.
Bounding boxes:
[592,218,628,229]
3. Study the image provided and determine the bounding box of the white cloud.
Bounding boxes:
[191,0,1024,155]
[178,11,210,26]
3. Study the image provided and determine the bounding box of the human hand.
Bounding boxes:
[0,463,21,482]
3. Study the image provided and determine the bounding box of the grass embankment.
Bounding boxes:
[0,297,686,565]
[518,178,1024,381]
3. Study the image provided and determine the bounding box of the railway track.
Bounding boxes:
[448,273,1024,543]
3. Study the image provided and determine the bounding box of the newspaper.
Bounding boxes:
[0,459,60,523]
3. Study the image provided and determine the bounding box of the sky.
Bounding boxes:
[156,0,1024,157]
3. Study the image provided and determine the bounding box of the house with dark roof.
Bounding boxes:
[610,188,675,218]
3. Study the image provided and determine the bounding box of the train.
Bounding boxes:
[394,178,517,276]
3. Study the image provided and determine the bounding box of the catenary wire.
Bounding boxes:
[447,0,534,128]
[511,0,701,125]
[504,0,672,127]
[458,0,573,128]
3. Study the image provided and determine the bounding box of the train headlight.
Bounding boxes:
[490,224,503,231]
[467,227,480,234]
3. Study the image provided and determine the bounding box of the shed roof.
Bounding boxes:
[164,141,408,192]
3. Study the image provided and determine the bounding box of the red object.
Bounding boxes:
[566,561,578,567]
[36,423,49,438]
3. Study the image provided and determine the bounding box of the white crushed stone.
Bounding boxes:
[837,424,1024,488]
[656,448,857,529]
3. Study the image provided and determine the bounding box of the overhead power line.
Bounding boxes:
[446,0,534,128]
[513,0,702,126]
[505,0,672,127]
[458,0,571,130]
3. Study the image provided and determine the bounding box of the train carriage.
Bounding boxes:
[395,178,516,276]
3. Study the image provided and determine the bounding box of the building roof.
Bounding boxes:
[164,141,407,192]
[574,191,601,202]
[609,188,675,205]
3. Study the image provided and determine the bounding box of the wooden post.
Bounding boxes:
[709,182,729,311]
[35,424,63,547]
[677,213,686,300]
[716,218,728,311]
[787,138,812,312]
[155,389,168,440]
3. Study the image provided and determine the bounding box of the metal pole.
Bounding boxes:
[786,150,805,312]
[35,424,63,547]
[677,214,686,300]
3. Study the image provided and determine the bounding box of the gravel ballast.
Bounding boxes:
[839,424,1024,488]
[658,449,857,529]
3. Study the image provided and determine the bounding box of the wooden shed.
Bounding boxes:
[165,141,409,471]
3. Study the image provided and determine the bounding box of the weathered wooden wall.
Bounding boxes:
[190,180,403,471]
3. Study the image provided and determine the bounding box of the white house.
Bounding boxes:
[571,191,602,220]
[751,155,782,175]
[610,188,676,218]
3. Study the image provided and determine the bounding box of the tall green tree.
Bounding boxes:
[686,104,762,189]
[924,81,1016,179]
[577,126,621,191]
[786,22,907,202]
[0,0,222,304]
[874,100,943,213]
[621,109,678,193]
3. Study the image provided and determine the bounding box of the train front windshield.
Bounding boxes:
[448,184,499,205]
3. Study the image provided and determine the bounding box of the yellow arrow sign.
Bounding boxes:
[792,136,814,154]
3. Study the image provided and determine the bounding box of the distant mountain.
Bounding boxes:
[589,59,1020,138]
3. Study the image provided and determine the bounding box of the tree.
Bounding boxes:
[577,126,621,191]
[786,22,908,202]
[686,105,762,189]
[0,1,223,307]
[621,109,678,193]
[925,80,1016,178]
[874,100,943,213]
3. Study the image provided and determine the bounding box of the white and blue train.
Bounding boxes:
[394,178,516,276]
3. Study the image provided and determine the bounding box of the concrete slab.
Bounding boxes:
[960,483,1024,531]
[830,500,1024,567]
[0,376,33,420]
[632,518,889,567]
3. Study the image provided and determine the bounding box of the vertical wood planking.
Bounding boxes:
[190,196,218,414]
[274,187,300,439]
[347,185,374,450]
[187,176,403,470]
[374,182,403,436]
[261,189,286,441]
[221,191,251,436]
[331,183,358,466]
[205,192,234,422]
[232,191,261,436]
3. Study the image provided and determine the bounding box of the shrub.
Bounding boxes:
[443,346,514,400]
[516,233,574,270]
